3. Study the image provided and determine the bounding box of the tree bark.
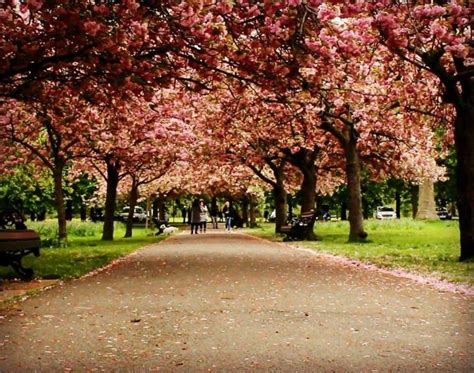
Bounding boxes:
[242,196,249,227]
[124,181,139,238]
[345,138,367,242]
[411,185,419,219]
[284,148,319,240]
[102,159,120,241]
[340,201,347,221]
[52,166,67,242]
[274,181,288,233]
[454,105,474,261]
[152,198,159,219]
[249,195,257,228]
[416,180,438,220]
[80,204,87,221]
[395,190,401,219]
[158,196,166,221]
[65,200,73,221]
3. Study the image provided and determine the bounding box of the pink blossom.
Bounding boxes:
[83,21,101,36]
[27,0,43,11]
[317,6,336,22]
[308,0,322,7]
[124,0,140,11]
[430,21,447,39]
[288,0,301,6]
[445,44,468,59]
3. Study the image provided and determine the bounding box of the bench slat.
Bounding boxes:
[0,230,40,241]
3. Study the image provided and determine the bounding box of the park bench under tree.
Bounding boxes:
[0,209,41,280]
[280,209,318,241]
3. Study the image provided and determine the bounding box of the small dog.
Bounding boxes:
[159,224,179,235]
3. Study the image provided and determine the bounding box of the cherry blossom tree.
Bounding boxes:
[0,86,90,242]
[365,1,473,259]
[171,1,447,242]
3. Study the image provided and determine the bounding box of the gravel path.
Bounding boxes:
[0,231,472,372]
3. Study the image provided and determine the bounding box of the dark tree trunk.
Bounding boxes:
[52,166,67,242]
[299,164,317,240]
[411,185,419,219]
[395,190,401,219]
[124,181,139,238]
[287,194,294,222]
[274,182,288,233]
[345,138,367,242]
[249,195,257,228]
[242,196,249,227]
[102,159,120,241]
[158,197,166,221]
[340,202,347,221]
[152,198,159,218]
[80,204,87,221]
[284,148,319,240]
[65,200,73,221]
[454,105,474,261]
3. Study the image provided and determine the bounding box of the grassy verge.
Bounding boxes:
[0,219,166,280]
[245,219,473,285]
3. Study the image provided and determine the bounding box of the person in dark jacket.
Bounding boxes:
[222,201,236,231]
[210,203,219,229]
[190,199,201,234]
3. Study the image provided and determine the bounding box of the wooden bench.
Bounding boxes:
[280,210,317,241]
[0,229,41,279]
[0,209,41,280]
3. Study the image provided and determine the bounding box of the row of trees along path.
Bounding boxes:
[0,1,472,260]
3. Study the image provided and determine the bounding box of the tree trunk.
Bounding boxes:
[52,166,67,242]
[65,200,73,221]
[345,139,367,242]
[152,198,159,219]
[416,180,438,220]
[242,196,249,227]
[124,181,139,238]
[454,105,474,261]
[80,204,87,221]
[299,163,318,240]
[395,190,401,219]
[411,185,419,219]
[288,194,294,222]
[158,197,166,221]
[249,196,257,228]
[102,160,120,241]
[274,182,287,233]
[340,202,347,221]
[284,148,319,240]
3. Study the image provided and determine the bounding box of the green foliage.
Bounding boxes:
[247,220,473,285]
[28,219,104,243]
[0,220,165,280]
[0,165,54,216]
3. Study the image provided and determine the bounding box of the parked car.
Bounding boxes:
[436,207,452,220]
[374,206,396,220]
[120,206,147,222]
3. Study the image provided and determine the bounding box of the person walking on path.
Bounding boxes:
[222,201,236,231]
[210,202,219,229]
[190,199,201,234]
[181,206,187,224]
[199,200,208,233]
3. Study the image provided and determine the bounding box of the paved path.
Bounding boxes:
[0,231,472,371]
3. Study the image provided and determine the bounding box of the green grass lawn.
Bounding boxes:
[245,219,474,285]
[0,219,166,280]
